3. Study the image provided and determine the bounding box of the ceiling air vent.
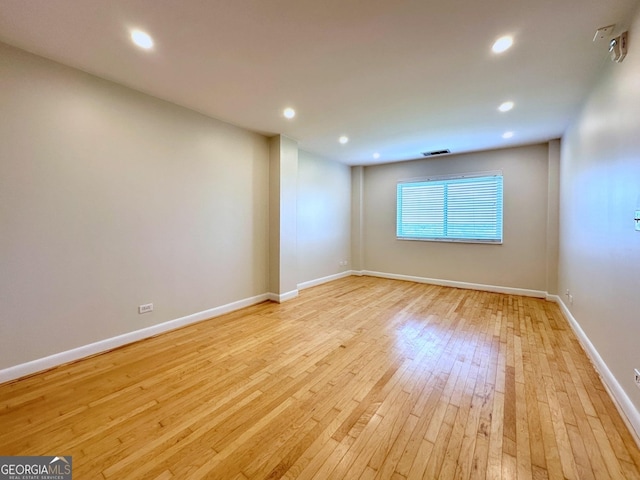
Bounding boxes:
[422,149,451,157]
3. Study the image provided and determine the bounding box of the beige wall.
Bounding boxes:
[358,144,557,292]
[559,7,640,415]
[297,150,351,285]
[269,135,299,297]
[546,139,561,295]
[350,166,364,272]
[0,43,270,369]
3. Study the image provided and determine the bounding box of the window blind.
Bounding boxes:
[396,174,503,243]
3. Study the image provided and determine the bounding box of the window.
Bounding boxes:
[396,173,503,243]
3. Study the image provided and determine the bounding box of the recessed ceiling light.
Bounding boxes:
[373,152,380,159]
[283,108,296,119]
[492,35,513,54]
[339,136,349,144]
[131,30,154,50]
[498,101,514,112]
[502,131,514,139]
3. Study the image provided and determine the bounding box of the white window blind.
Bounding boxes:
[396,174,503,243]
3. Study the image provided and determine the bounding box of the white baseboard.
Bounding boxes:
[546,294,562,304]
[361,270,547,298]
[552,297,640,447]
[0,293,270,385]
[298,270,352,290]
[5,272,638,451]
[360,273,640,446]
[267,289,299,303]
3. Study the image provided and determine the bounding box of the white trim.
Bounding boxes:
[398,169,503,184]
[3,273,638,450]
[0,293,270,384]
[298,271,352,290]
[267,289,299,303]
[361,270,547,298]
[551,297,640,447]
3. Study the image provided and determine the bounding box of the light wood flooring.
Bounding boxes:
[1,276,639,479]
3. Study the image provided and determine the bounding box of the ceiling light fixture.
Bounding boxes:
[498,101,514,112]
[502,131,514,139]
[131,30,154,50]
[283,108,296,119]
[492,35,513,54]
[373,153,380,159]
[339,136,349,144]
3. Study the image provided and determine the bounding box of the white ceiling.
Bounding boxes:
[0,0,637,165]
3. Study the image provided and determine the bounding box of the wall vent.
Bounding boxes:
[422,149,451,156]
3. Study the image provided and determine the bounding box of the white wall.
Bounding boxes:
[559,7,640,420]
[358,144,557,293]
[297,150,351,285]
[0,43,270,369]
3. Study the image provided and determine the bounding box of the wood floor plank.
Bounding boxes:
[405,438,434,479]
[537,399,566,480]
[1,276,639,479]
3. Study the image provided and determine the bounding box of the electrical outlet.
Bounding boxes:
[138,303,153,314]
[635,369,640,390]
[568,294,573,305]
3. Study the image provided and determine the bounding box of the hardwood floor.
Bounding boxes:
[1,276,639,479]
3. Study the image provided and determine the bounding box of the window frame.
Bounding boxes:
[396,171,503,244]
